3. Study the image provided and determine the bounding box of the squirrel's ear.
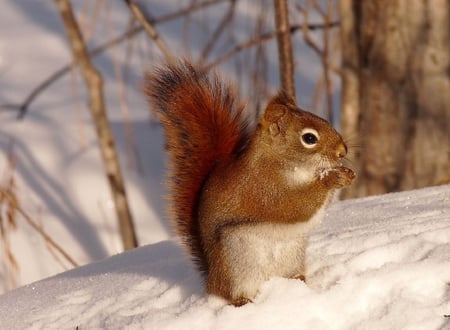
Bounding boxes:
[272,90,297,108]
[261,91,296,136]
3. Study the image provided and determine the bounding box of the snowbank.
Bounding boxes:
[0,185,449,329]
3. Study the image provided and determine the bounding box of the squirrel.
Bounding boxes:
[146,60,355,307]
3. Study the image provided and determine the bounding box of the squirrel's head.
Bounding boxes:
[258,91,347,174]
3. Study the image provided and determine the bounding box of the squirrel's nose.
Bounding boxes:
[337,143,347,159]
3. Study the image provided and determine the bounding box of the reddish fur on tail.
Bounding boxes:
[145,61,249,273]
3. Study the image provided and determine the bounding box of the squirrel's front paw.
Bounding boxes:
[336,166,356,187]
[321,166,356,188]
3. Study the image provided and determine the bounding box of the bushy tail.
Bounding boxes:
[145,61,249,273]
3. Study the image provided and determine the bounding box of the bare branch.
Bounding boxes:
[297,0,337,121]
[200,0,237,63]
[2,0,339,119]
[297,3,322,55]
[3,0,228,119]
[273,0,296,98]
[124,0,176,61]
[54,0,138,250]
[205,20,339,69]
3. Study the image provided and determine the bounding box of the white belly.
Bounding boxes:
[223,206,325,300]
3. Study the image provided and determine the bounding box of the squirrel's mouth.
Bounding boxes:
[316,158,344,176]
[318,157,342,169]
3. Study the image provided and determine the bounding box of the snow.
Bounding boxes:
[0,185,449,329]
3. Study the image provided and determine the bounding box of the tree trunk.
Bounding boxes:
[340,0,450,198]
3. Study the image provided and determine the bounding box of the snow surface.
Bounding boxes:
[0,185,449,329]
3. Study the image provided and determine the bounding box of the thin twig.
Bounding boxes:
[124,0,176,61]
[79,0,105,42]
[200,0,237,63]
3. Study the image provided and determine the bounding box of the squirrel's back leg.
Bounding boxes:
[205,240,254,306]
[208,220,309,304]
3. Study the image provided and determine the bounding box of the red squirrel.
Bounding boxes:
[146,61,355,306]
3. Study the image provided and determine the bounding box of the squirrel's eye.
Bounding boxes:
[302,133,317,144]
[300,128,319,148]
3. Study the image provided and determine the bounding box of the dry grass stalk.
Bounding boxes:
[15,203,79,268]
[0,150,20,290]
[0,146,79,272]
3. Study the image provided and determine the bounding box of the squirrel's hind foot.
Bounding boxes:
[291,274,306,282]
[230,297,253,307]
